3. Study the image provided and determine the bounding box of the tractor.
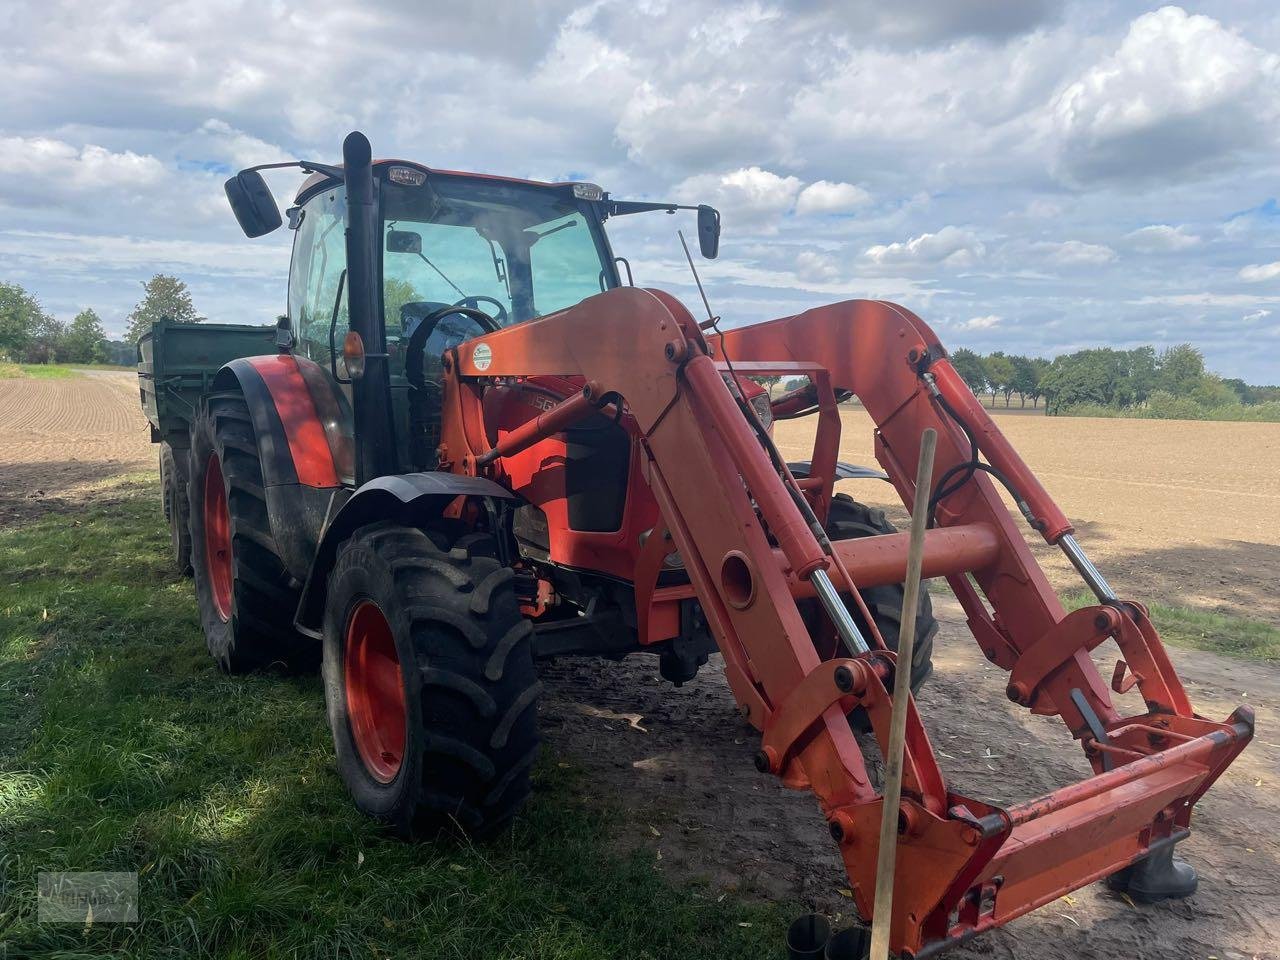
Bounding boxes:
[138,131,1251,957]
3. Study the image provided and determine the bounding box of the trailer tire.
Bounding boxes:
[188,391,309,673]
[322,522,540,838]
[160,443,192,576]
[808,493,937,695]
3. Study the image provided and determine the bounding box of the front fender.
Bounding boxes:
[293,472,518,636]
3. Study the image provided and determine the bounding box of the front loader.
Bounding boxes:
[147,130,1250,957]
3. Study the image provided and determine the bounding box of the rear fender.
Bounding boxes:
[211,355,353,579]
[293,472,519,636]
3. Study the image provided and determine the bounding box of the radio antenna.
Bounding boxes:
[678,230,718,331]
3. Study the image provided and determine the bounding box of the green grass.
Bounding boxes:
[0,363,81,380]
[1062,589,1279,660]
[0,483,788,959]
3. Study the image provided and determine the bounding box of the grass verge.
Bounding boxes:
[0,482,787,959]
[1063,589,1279,661]
[925,579,1277,660]
[0,363,81,380]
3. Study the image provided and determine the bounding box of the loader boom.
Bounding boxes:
[437,288,1252,957]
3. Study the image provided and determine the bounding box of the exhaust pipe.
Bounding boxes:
[342,130,398,483]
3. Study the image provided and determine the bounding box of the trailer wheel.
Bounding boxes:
[159,443,192,576]
[807,493,937,694]
[188,391,308,672]
[322,522,541,838]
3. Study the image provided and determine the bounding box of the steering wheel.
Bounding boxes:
[405,305,501,390]
[453,295,508,327]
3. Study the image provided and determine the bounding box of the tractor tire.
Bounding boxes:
[809,493,938,694]
[322,522,541,838]
[159,442,192,576]
[188,391,309,673]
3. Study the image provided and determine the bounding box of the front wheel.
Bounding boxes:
[322,522,541,837]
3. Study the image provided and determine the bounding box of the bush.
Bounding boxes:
[1057,391,1280,423]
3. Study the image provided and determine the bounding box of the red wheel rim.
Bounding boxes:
[203,454,233,621]
[344,600,406,783]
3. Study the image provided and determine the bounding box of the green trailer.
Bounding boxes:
[137,319,277,571]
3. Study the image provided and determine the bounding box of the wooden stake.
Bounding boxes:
[869,427,937,960]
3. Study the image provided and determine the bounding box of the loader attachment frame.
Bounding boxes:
[435,289,1252,957]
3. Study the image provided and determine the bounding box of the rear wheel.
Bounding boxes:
[159,443,192,576]
[322,522,541,837]
[806,493,937,693]
[188,391,308,672]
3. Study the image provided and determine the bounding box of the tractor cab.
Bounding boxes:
[226,146,720,480]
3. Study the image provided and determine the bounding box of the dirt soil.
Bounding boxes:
[775,407,1280,626]
[0,370,155,527]
[4,375,1277,958]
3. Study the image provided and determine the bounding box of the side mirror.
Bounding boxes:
[386,229,423,254]
[697,205,721,259]
[224,170,282,238]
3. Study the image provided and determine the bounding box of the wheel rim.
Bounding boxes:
[203,454,233,621]
[344,600,406,783]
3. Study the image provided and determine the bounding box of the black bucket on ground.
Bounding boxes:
[824,924,871,960]
[786,913,831,960]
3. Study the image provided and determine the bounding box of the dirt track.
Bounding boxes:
[3,373,1277,958]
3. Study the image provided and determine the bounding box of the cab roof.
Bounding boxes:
[294,159,591,205]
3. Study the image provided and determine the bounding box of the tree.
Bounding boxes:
[0,282,49,361]
[1008,355,1040,407]
[949,348,988,398]
[1157,343,1205,397]
[60,308,108,364]
[984,352,1016,407]
[1028,357,1051,409]
[125,274,204,341]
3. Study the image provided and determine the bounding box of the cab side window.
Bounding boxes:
[288,187,347,367]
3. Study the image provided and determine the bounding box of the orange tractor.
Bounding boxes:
[145,131,1251,957]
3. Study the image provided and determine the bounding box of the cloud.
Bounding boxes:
[1123,224,1200,252]
[0,136,165,204]
[957,314,1001,330]
[795,180,872,216]
[787,0,1060,46]
[1049,6,1280,183]
[794,250,842,283]
[865,226,985,268]
[1032,240,1116,265]
[1239,261,1280,282]
[673,167,802,231]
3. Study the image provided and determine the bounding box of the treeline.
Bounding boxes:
[948,345,1280,422]
[0,274,204,367]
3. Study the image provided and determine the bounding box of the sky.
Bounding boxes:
[2,0,1279,383]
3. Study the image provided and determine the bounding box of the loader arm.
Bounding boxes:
[436,288,1251,957]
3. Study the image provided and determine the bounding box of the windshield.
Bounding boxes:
[380,176,613,342]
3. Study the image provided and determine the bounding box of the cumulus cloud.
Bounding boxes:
[794,250,842,283]
[1050,6,1280,183]
[673,167,802,231]
[1239,261,1280,283]
[0,136,165,203]
[957,314,1001,330]
[1124,224,1200,253]
[865,226,985,268]
[1033,240,1116,266]
[795,180,872,215]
